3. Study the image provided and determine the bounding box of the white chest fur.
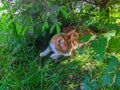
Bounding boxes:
[49,43,61,55]
[40,43,71,59]
[50,43,71,56]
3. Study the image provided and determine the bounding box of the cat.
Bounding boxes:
[40,30,79,59]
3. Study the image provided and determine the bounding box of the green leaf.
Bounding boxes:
[84,4,91,11]
[104,64,116,73]
[103,30,116,41]
[41,23,46,31]
[104,56,120,73]
[92,37,107,60]
[101,73,114,86]
[22,27,28,36]
[79,33,91,42]
[56,24,61,34]
[82,75,92,90]
[109,56,120,66]
[78,47,83,55]
[50,25,55,34]
[109,36,120,53]
[45,22,48,28]
[83,76,98,89]
[57,22,62,26]
[92,82,98,89]
[84,75,90,83]
[84,84,92,90]
[42,22,49,31]
[51,5,60,11]
[16,24,22,35]
[103,56,120,86]
[61,6,69,19]
[115,72,120,86]
[6,19,14,28]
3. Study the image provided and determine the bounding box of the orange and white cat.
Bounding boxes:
[40,31,79,59]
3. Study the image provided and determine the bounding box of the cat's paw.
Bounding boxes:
[50,54,60,59]
[40,52,44,57]
[63,52,71,56]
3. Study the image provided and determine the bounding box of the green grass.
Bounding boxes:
[1,22,120,89]
[0,5,120,90]
[0,37,104,90]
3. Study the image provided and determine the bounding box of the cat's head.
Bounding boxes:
[57,38,70,54]
[61,30,79,40]
[57,31,79,54]
[61,30,79,47]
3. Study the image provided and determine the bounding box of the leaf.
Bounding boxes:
[83,75,90,83]
[84,84,92,90]
[109,56,120,66]
[6,19,14,28]
[57,22,62,26]
[61,6,69,19]
[83,76,98,90]
[78,47,83,55]
[101,73,114,86]
[22,27,28,36]
[115,72,120,86]
[92,37,107,60]
[104,64,116,73]
[51,5,60,12]
[45,22,49,28]
[50,25,55,34]
[79,33,91,42]
[41,23,46,31]
[17,24,22,35]
[92,82,98,89]
[42,22,49,31]
[109,36,120,53]
[104,56,120,73]
[103,30,116,41]
[103,56,120,86]
[56,24,61,34]
[84,4,91,11]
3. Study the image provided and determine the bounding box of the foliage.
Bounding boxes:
[101,56,120,87]
[83,75,98,90]
[79,33,92,42]
[108,36,120,53]
[92,36,107,60]
[0,0,120,90]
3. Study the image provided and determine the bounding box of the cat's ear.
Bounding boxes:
[68,31,79,39]
[67,30,75,36]
[73,32,79,39]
